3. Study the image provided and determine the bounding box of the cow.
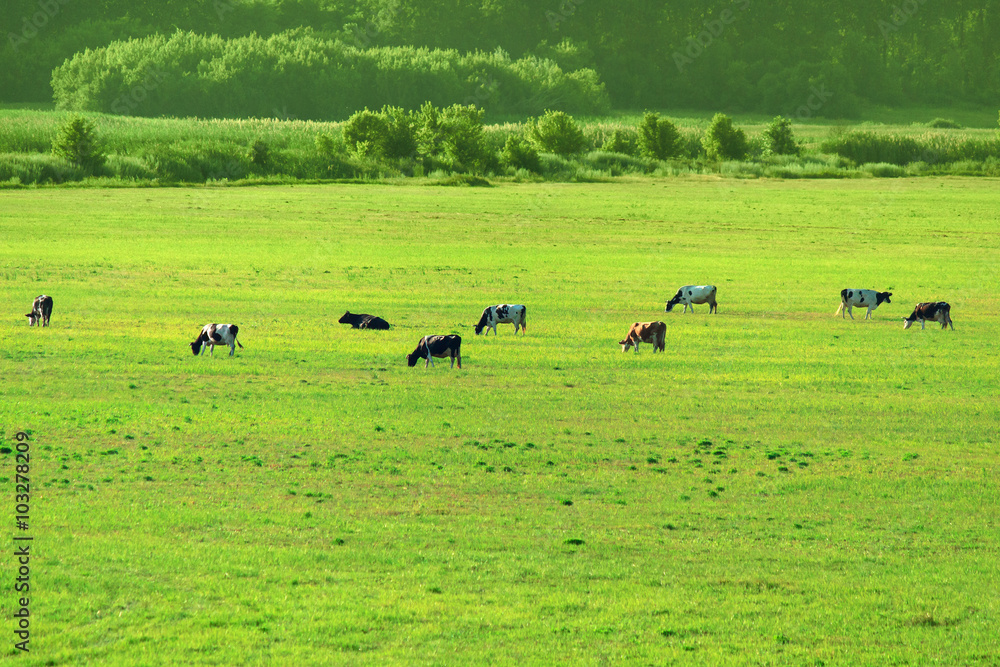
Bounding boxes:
[25,295,53,327]
[903,302,954,330]
[665,285,717,314]
[339,311,390,330]
[474,304,527,335]
[619,321,666,353]
[406,335,462,369]
[190,323,244,356]
[836,289,892,320]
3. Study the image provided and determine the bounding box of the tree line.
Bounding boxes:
[3,0,999,116]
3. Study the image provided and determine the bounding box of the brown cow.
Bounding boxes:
[903,302,954,330]
[619,321,666,353]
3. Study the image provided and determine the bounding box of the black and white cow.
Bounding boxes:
[665,285,717,314]
[25,295,53,327]
[836,289,892,320]
[190,323,244,356]
[406,335,462,369]
[338,311,390,330]
[903,302,954,330]
[474,304,527,335]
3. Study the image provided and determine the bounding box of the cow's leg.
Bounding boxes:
[229,342,235,356]
[847,305,854,320]
[920,320,926,330]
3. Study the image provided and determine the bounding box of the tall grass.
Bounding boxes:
[2,109,999,185]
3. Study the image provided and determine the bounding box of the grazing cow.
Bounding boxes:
[25,295,53,327]
[475,304,527,335]
[406,335,462,369]
[836,289,892,320]
[190,323,244,356]
[665,285,717,314]
[338,311,390,330]
[619,321,666,353]
[903,302,954,330]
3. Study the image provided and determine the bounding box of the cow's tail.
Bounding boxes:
[237,340,245,349]
[521,306,527,333]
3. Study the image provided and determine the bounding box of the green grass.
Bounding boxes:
[2,178,999,664]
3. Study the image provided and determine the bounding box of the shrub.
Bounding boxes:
[529,110,587,155]
[248,139,270,171]
[863,162,907,177]
[499,135,541,173]
[431,104,491,172]
[926,118,961,129]
[342,106,416,159]
[51,116,105,171]
[582,151,656,176]
[702,113,748,161]
[763,116,799,155]
[603,128,639,156]
[638,112,683,159]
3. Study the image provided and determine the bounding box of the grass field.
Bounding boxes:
[2,177,999,664]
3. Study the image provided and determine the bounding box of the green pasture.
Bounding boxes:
[1,178,999,664]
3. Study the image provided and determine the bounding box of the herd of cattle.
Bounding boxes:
[22,285,955,365]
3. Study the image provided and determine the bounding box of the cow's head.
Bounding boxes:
[25,312,38,326]
[619,339,636,352]
[877,292,892,305]
[665,290,683,312]
[338,311,353,324]
[902,312,918,329]
[190,340,203,355]
[474,309,490,335]
[405,352,420,367]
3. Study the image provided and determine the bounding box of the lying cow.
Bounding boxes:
[620,321,666,353]
[665,285,717,314]
[25,295,53,326]
[338,311,390,330]
[903,302,954,330]
[475,304,527,335]
[836,289,892,320]
[406,335,462,369]
[190,323,244,356]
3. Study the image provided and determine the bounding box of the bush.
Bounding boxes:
[417,104,491,172]
[702,113,748,161]
[50,30,610,120]
[248,139,270,172]
[342,106,416,159]
[529,110,587,155]
[863,162,907,177]
[582,150,657,175]
[603,128,639,156]
[926,118,961,129]
[763,116,799,155]
[499,135,541,173]
[638,112,683,159]
[51,116,105,171]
